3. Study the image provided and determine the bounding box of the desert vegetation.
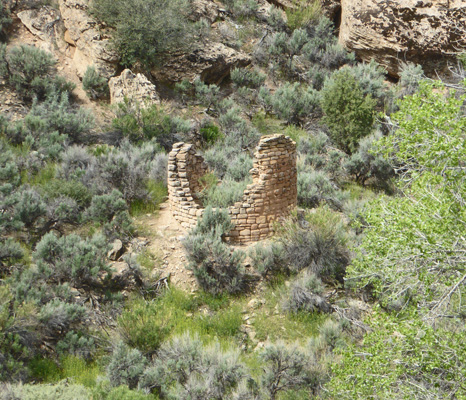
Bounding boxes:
[1,0,466,399]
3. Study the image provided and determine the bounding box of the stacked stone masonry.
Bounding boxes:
[167,134,297,244]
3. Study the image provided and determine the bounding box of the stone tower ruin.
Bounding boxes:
[167,134,297,244]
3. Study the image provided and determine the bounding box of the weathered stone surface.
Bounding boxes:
[339,0,466,77]
[321,0,341,21]
[108,239,126,261]
[167,134,297,244]
[191,0,223,23]
[152,41,251,84]
[264,0,294,10]
[17,6,67,53]
[58,0,119,78]
[108,69,160,107]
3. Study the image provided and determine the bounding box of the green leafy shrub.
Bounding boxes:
[283,273,331,313]
[231,67,266,89]
[2,45,75,100]
[249,241,288,278]
[139,333,247,398]
[92,0,194,67]
[118,298,171,354]
[297,169,344,210]
[348,60,387,104]
[201,178,248,208]
[42,179,92,209]
[269,29,309,74]
[279,208,350,281]
[34,232,110,288]
[326,313,466,399]
[183,207,247,295]
[5,382,90,400]
[6,93,94,153]
[10,187,47,230]
[0,239,24,270]
[343,132,394,186]
[194,79,220,111]
[398,61,424,97]
[199,122,222,146]
[0,2,11,41]
[267,83,320,125]
[347,81,466,312]
[107,342,147,389]
[38,299,87,335]
[221,0,258,18]
[321,68,376,154]
[56,331,96,360]
[112,100,191,149]
[86,189,127,223]
[82,66,109,99]
[92,383,157,400]
[218,101,260,150]
[259,341,321,399]
[285,0,321,30]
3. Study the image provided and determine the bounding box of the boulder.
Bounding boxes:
[17,6,67,53]
[107,239,126,261]
[339,0,466,77]
[58,0,119,78]
[108,260,143,289]
[108,69,160,107]
[152,41,251,84]
[191,0,223,23]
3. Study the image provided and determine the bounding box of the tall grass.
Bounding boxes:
[286,0,322,30]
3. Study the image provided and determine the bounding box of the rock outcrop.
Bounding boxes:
[58,0,119,78]
[321,0,341,21]
[339,0,466,77]
[152,42,251,84]
[17,6,67,54]
[191,0,223,23]
[108,69,160,107]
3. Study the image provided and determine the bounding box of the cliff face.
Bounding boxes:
[338,0,466,77]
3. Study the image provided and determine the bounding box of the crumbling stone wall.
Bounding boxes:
[167,134,297,244]
[167,142,208,227]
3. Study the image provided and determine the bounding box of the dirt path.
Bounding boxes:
[138,202,199,292]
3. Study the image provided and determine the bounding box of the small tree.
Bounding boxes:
[321,68,376,154]
[260,341,319,400]
[92,0,194,68]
